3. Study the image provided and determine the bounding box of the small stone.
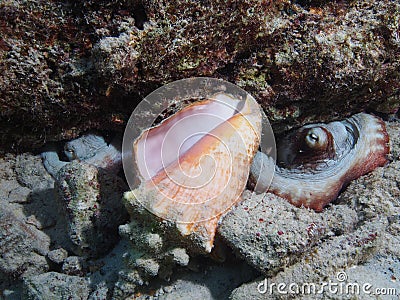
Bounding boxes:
[62,256,87,276]
[135,258,159,277]
[88,283,109,300]
[15,154,53,191]
[168,248,190,266]
[163,285,174,293]
[0,202,50,284]
[25,214,55,230]
[47,248,68,265]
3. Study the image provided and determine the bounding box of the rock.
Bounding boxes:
[230,219,386,299]
[62,256,87,276]
[14,154,54,191]
[0,179,24,203]
[88,282,109,300]
[1,0,399,151]
[218,192,358,275]
[22,272,90,300]
[135,261,259,300]
[0,201,50,289]
[111,193,199,298]
[56,161,128,256]
[47,248,68,265]
[25,213,56,230]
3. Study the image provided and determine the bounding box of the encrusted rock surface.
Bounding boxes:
[113,192,193,299]
[1,0,399,151]
[0,154,52,290]
[134,260,259,300]
[218,192,359,275]
[0,202,50,288]
[22,272,90,300]
[56,161,128,256]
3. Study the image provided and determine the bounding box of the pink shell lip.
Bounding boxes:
[132,92,262,214]
[121,77,277,253]
[122,76,278,254]
[133,94,247,182]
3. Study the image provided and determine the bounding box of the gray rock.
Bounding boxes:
[230,219,386,299]
[88,282,109,300]
[218,192,358,275]
[7,185,31,204]
[47,248,69,265]
[144,261,259,300]
[14,154,54,191]
[62,256,87,276]
[56,161,128,256]
[22,272,90,300]
[0,201,50,289]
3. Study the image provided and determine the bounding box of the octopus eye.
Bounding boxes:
[305,127,327,150]
[64,146,77,161]
[308,132,319,142]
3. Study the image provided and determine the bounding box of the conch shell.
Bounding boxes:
[251,113,390,211]
[131,93,262,253]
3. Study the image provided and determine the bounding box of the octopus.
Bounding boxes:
[41,133,122,178]
[251,113,390,211]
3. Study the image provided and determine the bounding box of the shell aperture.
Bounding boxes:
[131,92,262,253]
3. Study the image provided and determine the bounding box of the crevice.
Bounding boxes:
[132,3,148,30]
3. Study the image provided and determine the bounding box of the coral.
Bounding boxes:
[1,0,399,151]
[113,191,192,298]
